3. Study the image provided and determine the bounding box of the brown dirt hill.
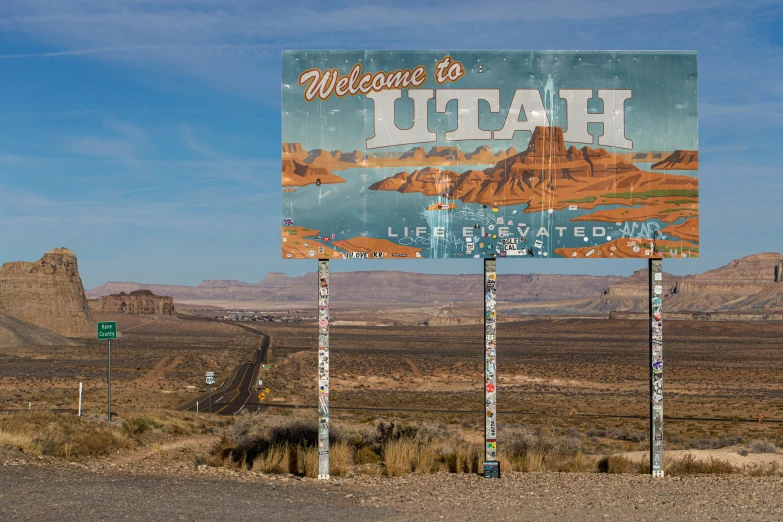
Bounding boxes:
[0,312,81,348]
[0,248,93,338]
[87,273,623,305]
[98,290,174,315]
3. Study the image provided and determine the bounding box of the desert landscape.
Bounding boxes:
[0,247,782,517]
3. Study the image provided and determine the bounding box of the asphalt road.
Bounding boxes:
[178,331,269,415]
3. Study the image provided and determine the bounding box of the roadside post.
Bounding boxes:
[97,321,117,422]
[649,259,664,477]
[483,259,500,478]
[317,259,330,480]
[78,382,83,417]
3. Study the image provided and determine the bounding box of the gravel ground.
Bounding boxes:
[1,461,782,521]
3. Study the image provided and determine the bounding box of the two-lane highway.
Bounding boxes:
[176,327,269,415]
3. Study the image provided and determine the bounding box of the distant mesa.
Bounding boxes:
[98,289,174,315]
[651,150,698,170]
[369,126,699,224]
[426,202,459,211]
[281,142,308,161]
[399,147,427,161]
[466,145,498,163]
[338,150,365,163]
[0,248,93,338]
[426,146,466,162]
[282,158,345,187]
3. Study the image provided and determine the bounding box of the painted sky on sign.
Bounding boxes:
[0,1,781,287]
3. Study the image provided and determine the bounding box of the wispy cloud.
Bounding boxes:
[179,123,268,187]
[62,117,147,167]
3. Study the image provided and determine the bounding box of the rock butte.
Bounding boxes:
[97,290,174,315]
[368,126,698,222]
[0,248,93,338]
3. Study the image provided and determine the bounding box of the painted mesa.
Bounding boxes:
[282,51,698,260]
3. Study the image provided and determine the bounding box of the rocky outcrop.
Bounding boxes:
[0,248,93,338]
[282,158,345,187]
[339,150,364,163]
[370,126,697,220]
[399,147,427,161]
[669,252,783,311]
[426,146,466,162]
[466,145,499,163]
[651,150,698,170]
[282,143,308,161]
[98,290,174,315]
[304,149,337,166]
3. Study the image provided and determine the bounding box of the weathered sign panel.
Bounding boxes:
[282,51,698,260]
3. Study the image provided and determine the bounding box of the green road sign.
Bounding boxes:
[97,321,117,340]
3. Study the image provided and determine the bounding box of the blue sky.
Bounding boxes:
[0,0,781,289]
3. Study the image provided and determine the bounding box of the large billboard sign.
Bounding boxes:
[282,51,698,260]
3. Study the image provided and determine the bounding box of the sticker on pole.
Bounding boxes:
[97,321,117,340]
[282,50,698,260]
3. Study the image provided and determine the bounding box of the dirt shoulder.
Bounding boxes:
[1,455,781,521]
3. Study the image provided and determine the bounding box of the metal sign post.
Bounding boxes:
[483,259,500,478]
[97,321,117,422]
[649,258,664,477]
[78,382,82,417]
[317,259,330,480]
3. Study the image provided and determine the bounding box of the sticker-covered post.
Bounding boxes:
[317,259,330,480]
[649,258,664,477]
[483,259,500,478]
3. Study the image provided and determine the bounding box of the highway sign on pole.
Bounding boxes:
[97,322,116,422]
[97,321,116,340]
[206,371,215,385]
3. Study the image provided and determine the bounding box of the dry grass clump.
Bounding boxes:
[382,438,438,476]
[666,453,737,475]
[499,426,593,472]
[0,412,132,459]
[597,454,637,474]
[208,412,366,475]
[441,443,482,474]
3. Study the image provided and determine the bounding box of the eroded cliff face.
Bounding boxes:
[98,290,174,315]
[0,248,93,338]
